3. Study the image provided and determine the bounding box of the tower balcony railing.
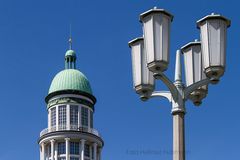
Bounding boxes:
[40,125,101,138]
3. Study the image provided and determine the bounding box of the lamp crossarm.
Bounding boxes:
[156,72,178,101]
[150,91,172,102]
[184,78,211,100]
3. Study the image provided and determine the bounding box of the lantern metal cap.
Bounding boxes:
[139,7,174,22]
[196,13,231,28]
[128,37,144,48]
[181,39,201,53]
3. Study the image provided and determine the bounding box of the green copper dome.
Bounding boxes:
[47,41,93,97]
[48,69,92,95]
[65,49,76,57]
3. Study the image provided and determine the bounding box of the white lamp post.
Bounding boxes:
[129,7,231,160]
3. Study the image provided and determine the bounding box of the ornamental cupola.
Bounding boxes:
[38,37,104,160]
[65,38,77,69]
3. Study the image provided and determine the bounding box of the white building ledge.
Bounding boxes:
[40,125,101,137]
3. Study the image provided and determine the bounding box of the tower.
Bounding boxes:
[38,39,104,160]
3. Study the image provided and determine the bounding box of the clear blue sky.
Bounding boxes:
[0,0,239,160]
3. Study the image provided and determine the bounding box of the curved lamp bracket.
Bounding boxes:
[184,78,211,100]
[150,91,172,102]
[154,72,178,101]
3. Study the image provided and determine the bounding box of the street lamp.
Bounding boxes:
[128,7,230,160]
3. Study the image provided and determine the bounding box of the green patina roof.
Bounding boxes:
[65,49,76,57]
[48,69,92,95]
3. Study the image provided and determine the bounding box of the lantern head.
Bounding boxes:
[140,7,173,74]
[181,40,208,106]
[129,37,155,100]
[197,13,231,84]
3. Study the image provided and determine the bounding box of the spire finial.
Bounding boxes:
[69,24,72,50]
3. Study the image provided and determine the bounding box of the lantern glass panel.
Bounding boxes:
[193,45,202,82]
[131,42,142,87]
[143,16,154,63]
[183,48,194,86]
[200,22,210,69]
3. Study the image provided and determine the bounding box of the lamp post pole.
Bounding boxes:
[128,7,230,160]
[172,50,185,160]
